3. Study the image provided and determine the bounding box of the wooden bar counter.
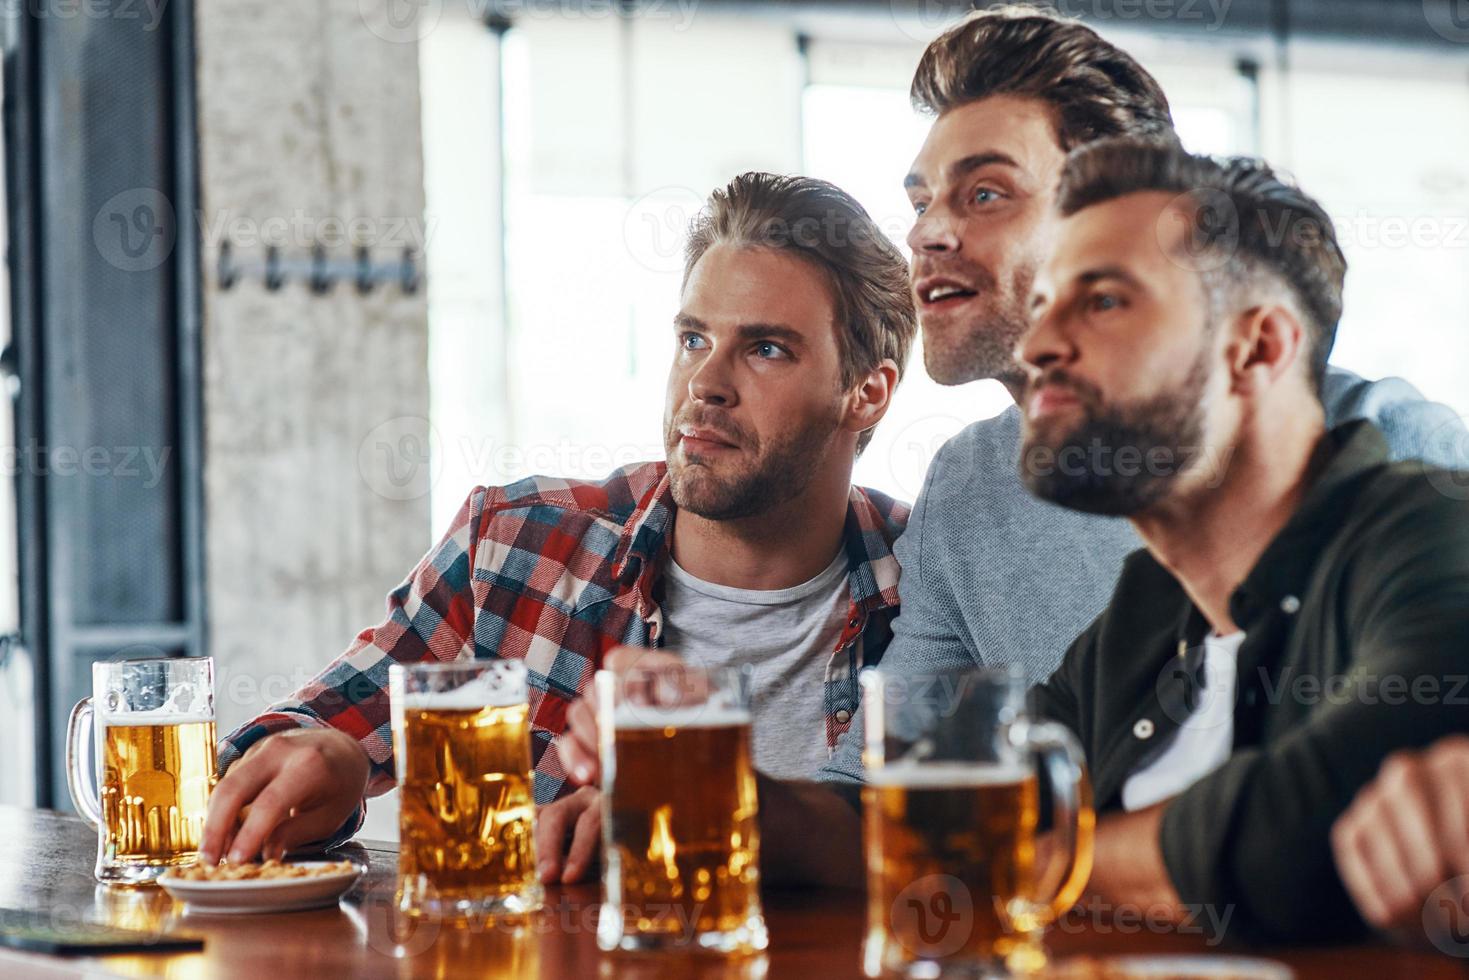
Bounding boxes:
[0,806,1463,979]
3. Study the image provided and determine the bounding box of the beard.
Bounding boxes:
[919,254,1035,389]
[665,405,841,521]
[1020,351,1212,517]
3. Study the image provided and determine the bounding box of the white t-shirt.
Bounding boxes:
[1121,631,1245,812]
[658,551,850,780]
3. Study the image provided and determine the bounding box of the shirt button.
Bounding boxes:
[835,709,852,724]
[1133,718,1155,740]
[1281,595,1301,614]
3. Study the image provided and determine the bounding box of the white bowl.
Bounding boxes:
[158,861,364,915]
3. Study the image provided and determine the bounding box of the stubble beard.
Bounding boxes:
[921,259,1034,391]
[666,409,844,522]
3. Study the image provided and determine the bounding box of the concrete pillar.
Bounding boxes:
[194,0,431,755]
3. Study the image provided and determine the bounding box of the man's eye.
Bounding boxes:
[973,187,1002,205]
[912,201,928,216]
[754,342,788,360]
[1089,293,1122,313]
[680,333,708,350]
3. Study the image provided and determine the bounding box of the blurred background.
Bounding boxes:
[0,0,1464,840]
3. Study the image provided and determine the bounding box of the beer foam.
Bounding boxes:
[100,681,211,724]
[867,760,1033,788]
[612,704,750,731]
[99,708,213,726]
[401,673,526,711]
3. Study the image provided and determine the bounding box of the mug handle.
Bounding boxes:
[1020,719,1096,926]
[65,697,104,828]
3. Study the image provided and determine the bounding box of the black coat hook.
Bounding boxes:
[264,245,285,291]
[309,244,333,295]
[399,247,420,296]
[355,246,375,295]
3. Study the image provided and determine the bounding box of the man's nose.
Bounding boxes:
[688,349,737,407]
[907,203,962,254]
[1017,304,1074,377]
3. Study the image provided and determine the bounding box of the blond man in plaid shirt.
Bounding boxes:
[199,172,918,885]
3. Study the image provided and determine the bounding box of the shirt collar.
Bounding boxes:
[609,470,905,614]
[1228,419,1391,630]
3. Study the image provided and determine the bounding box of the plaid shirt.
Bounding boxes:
[218,461,908,831]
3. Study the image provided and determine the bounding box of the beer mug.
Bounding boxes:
[389,659,542,919]
[65,657,218,884]
[596,663,768,954]
[861,667,1094,978]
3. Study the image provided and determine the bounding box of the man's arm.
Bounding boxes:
[757,776,864,889]
[201,486,485,862]
[1083,804,1184,916]
[1153,495,1469,941]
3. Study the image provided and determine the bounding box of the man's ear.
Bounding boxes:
[845,357,901,439]
[1225,304,1308,397]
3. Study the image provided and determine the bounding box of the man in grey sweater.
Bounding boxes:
[817,7,1465,784]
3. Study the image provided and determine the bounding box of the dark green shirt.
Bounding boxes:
[1031,420,1469,942]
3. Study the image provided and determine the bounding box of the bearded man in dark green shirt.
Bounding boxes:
[1020,137,1469,942]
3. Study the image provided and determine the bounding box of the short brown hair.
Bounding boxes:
[1057,137,1346,396]
[683,172,916,453]
[911,5,1174,150]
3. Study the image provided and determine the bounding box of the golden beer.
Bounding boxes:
[861,668,1095,977]
[600,707,766,953]
[864,763,1041,974]
[395,698,541,917]
[99,717,217,866]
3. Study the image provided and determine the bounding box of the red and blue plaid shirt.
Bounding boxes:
[218,461,908,825]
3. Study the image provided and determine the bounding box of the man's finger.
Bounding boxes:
[604,646,674,674]
[536,800,572,884]
[1333,815,1393,927]
[1372,772,1444,905]
[561,700,600,786]
[562,798,602,884]
[1356,802,1422,928]
[200,755,279,863]
[1428,746,1469,879]
[260,806,350,861]
[226,782,302,864]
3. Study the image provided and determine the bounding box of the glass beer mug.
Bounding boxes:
[66,657,218,884]
[389,659,543,919]
[861,666,1094,978]
[596,662,768,955]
